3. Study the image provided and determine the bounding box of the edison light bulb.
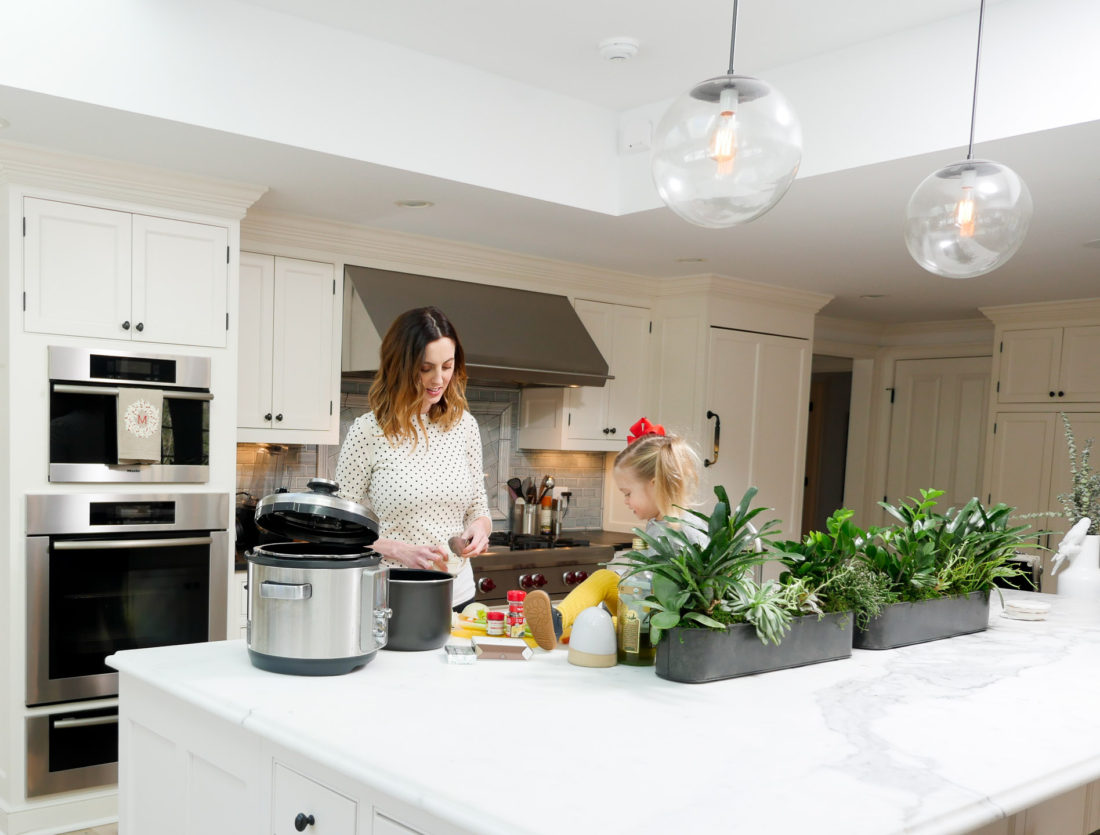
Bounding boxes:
[954,167,977,238]
[707,88,739,176]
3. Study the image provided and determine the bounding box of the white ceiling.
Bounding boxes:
[1,0,1097,324]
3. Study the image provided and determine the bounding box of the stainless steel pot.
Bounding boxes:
[247,479,390,676]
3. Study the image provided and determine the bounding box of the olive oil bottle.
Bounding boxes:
[617,570,656,666]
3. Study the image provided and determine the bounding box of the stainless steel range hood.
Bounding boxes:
[342,265,610,387]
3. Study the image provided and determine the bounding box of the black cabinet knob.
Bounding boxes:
[122,320,131,330]
[1049,391,1056,397]
[609,427,616,434]
[275,413,284,422]
[294,813,315,831]
[135,322,144,332]
[602,427,610,434]
[1058,391,1065,397]
[264,413,273,421]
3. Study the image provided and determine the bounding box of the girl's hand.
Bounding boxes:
[458,517,492,557]
[375,539,449,571]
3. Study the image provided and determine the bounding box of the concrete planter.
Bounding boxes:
[853,590,990,650]
[655,611,853,684]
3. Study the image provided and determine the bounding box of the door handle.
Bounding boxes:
[704,410,720,468]
[261,581,312,600]
[54,536,213,551]
[53,715,119,729]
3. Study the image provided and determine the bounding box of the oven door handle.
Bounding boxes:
[52,383,213,401]
[54,536,214,551]
[53,715,119,729]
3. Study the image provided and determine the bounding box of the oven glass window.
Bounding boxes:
[48,539,210,679]
[49,391,209,466]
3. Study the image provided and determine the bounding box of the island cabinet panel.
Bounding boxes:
[237,252,340,443]
[517,299,651,451]
[273,763,357,835]
[23,197,229,347]
[998,325,1100,403]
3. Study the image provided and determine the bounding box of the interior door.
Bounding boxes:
[883,356,991,520]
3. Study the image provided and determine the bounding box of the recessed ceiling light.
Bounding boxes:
[675,256,707,263]
[394,200,434,209]
[0,118,10,130]
[1084,238,1100,250]
[860,294,887,299]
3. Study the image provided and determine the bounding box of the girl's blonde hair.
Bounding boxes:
[613,432,701,519]
[368,306,469,446]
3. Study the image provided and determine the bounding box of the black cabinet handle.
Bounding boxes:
[264,413,272,421]
[609,427,616,434]
[122,320,131,330]
[275,413,284,422]
[602,427,610,434]
[704,410,721,468]
[294,813,315,831]
[135,322,144,332]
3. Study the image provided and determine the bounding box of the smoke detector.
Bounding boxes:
[599,37,639,62]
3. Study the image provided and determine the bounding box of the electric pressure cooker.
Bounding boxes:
[247,478,390,676]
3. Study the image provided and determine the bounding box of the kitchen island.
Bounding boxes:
[108,590,1100,834]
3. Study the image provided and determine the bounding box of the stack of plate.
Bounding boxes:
[1002,598,1051,621]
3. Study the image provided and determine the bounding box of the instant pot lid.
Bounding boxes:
[254,478,380,546]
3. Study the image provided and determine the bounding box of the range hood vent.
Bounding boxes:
[343,266,610,388]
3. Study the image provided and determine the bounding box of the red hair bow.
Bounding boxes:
[627,417,665,444]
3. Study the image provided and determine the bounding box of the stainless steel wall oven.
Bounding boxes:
[48,345,212,483]
[26,492,229,706]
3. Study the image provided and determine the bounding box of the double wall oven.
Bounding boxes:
[25,489,228,797]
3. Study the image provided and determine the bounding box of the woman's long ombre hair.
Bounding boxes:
[368,306,469,445]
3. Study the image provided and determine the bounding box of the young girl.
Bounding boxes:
[525,419,707,651]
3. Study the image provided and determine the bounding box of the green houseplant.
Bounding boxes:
[618,486,854,683]
[852,489,1032,649]
[1057,412,1100,535]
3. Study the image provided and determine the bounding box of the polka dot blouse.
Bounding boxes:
[334,410,490,604]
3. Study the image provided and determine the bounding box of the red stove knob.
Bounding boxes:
[574,570,588,583]
[519,574,535,590]
[477,577,496,593]
[533,573,547,588]
[563,570,576,585]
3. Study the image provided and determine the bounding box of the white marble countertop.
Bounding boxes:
[108,591,1100,835]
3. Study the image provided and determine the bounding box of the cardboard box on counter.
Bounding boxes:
[471,636,533,660]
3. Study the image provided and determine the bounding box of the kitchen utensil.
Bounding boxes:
[507,477,524,500]
[525,479,536,504]
[247,477,390,676]
[537,475,554,504]
[385,569,455,651]
[448,534,471,557]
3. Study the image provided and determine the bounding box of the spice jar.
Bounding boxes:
[486,610,506,636]
[506,590,526,638]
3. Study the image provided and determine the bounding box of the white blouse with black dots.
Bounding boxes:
[334,410,490,605]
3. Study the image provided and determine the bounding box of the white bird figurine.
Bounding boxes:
[1051,517,1092,576]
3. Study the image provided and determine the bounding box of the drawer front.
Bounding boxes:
[272,762,357,834]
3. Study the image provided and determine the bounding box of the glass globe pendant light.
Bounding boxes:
[905,0,1032,278]
[651,0,802,228]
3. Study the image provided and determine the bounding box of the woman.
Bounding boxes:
[335,306,491,608]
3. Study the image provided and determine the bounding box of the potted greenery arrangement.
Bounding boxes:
[1048,413,1100,595]
[617,486,853,684]
[851,489,1032,649]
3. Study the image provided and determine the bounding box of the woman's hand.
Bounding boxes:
[457,516,492,557]
[373,539,449,571]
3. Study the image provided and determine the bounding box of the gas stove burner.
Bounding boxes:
[488,532,590,550]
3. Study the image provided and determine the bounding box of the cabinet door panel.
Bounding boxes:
[1059,326,1100,401]
[605,304,651,438]
[884,357,991,516]
[998,328,1061,403]
[237,253,276,429]
[133,215,228,348]
[271,259,335,431]
[23,198,132,339]
[567,300,613,441]
[272,763,356,835]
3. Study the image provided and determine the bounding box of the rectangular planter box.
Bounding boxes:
[655,611,853,684]
[853,590,990,650]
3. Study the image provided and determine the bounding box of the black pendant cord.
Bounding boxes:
[967,0,987,161]
[727,0,740,75]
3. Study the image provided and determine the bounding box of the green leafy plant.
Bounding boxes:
[617,485,790,645]
[1057,412,1100,535]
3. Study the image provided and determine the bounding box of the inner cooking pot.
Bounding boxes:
[385,569,454,651]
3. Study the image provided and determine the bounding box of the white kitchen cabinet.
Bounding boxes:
[272,763,357,835]
[702,328,811,563]
[517,299,650,451]
[237,252,340,443]
[23,197,229,347]
[986,411,1100,592]
[998,326,1100,403]
[227,570,248,640]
